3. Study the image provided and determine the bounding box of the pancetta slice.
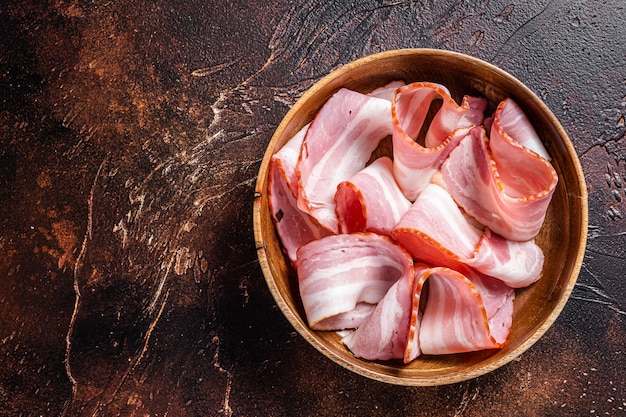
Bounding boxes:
[297,88,393,233]
[418,267,510,355]
[295,233,414,330]
[391,82,487,200]
[405,265,513,361]
[268,124,330,263]
[436,123,557,241]
[335,157,411,236]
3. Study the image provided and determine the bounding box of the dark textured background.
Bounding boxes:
[1,1,624,416]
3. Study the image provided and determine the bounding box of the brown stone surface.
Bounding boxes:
[0,0,624,416]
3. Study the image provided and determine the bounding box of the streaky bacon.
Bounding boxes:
[268,124,331,263]
[392,183,483,268]
[343,261,515,362]
[312,302,376,331]
[335,156,411,236]
[470,229,544,288]
[297,88,393,233]
[342,264,415,361]
[295,233,414,330]
[436,123,557,241]
[492,98,550,160]
[269,85,555,363]
[391,82,487,200]
[418,267,506,355]
[392,183,544,287]
[405,264,513,361]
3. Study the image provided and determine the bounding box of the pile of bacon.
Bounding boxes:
[268,81,558,363]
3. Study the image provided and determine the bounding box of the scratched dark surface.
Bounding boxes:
[1,0,624,416]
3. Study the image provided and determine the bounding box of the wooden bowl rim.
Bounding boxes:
[253,48,588,385]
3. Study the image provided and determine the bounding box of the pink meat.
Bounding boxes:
[297,88,393,233]
[393,183,544,287]
[418,267,505,355]
[275,123,309,195]
[492,98,550,160]
[295,233,414,330]
[457,266,514,345]
[268,126,331,263]
[470,229,544,288]
[391,82,487,200]
[436,124,557,241]
[335,157,411,236]
[392,183,483,268]
[342,267,414,361]
[405,265,513,359]
[404,263,431,363]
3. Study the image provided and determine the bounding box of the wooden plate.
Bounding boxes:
[253,49,588,385]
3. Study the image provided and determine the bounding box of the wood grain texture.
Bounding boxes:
[0,0,624,415]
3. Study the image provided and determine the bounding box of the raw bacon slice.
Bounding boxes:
[297,88,393,233]
[392,183,544,287]
[470,229,544,288]
[342,266,414,361]
[436,124,557,241]
[268,124,330,263]
[312,302,376,331]
[276,123,309,195]
[456,266,514,346]
[335,157,411,236]
[392,183,483,269]
[404,263,431,363]
[391,82,487,200]
[492,98,550,160]
[418,267,508,355]
[295,233,414,330]
[405,265,513,361]
[343,262,515,362]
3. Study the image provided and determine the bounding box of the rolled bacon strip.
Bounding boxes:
[297,88,393,233]
[436,119,557,241]
[418,267,513,355]
[335,156,411,236]
[492,98,550,160]
[391,82,487,200]
[295,233,414,331]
